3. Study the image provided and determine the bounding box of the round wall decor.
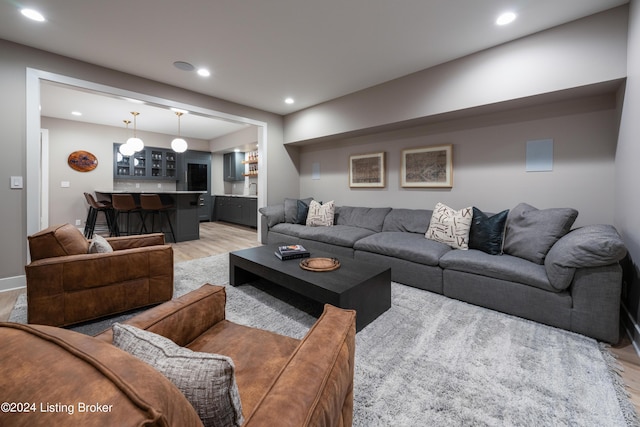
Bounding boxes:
[68,150,98,172]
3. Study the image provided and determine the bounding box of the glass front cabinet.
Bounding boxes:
[114,144,179,180]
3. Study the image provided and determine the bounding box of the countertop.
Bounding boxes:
[215,194,258,198]
[96,190,206,195]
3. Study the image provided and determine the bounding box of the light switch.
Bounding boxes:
[61,181,70,188]
[10,176,23,189]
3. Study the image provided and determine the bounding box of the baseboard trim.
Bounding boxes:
[621,302,640,357]
[0,275,27,293]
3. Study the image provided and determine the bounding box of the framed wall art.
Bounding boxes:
[401,144,453,188]
[349,152,386,188]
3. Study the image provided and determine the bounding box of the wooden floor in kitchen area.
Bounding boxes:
[1,220,639,416]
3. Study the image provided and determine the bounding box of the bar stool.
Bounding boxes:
[83,192,116,238]
[140,194,177,243]
[111,194,146,236]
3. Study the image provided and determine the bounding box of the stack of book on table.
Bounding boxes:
[275,244,311,260]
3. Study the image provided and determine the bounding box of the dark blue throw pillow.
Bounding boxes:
[469,207,509,255]
[296,199,310,224]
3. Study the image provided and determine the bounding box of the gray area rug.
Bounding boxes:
[10,253,639,426]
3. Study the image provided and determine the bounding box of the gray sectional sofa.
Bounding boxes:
[259,199,627,343]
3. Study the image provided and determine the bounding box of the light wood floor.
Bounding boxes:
[1,221,639,416]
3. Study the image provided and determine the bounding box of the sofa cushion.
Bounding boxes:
[426,203,473,250]
[306,200,335,226]
[382,208,432,234]
[503,203,578,264]
[354,232,451,266]
[113,323,244,427]
[258,204,284,228]
[298,224,375,248]
[544,224,627,291]
[270,222,306,238]
[284,197,314,224]
[88,234,114,253]
[440,249,555,292]
[468,208,509,255]
[28,223,90,261]
[335,206,391,232]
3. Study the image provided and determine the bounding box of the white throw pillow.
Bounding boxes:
[426,202,473,250]
[306,200,335,226]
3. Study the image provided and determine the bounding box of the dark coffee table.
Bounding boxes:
[229,244,391,331]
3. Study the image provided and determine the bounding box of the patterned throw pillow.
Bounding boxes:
[112,323,244,427]
[425,202,473,249]
[306,200,335,226]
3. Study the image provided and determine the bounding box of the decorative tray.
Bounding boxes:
[299,257,340,272]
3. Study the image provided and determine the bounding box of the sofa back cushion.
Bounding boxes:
[28,223,89,261]
[382,209,432,234]
[544,224,627,290]
[335,206,391,232]
[503,203,578,264]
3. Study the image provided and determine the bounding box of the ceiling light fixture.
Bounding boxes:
[119,120,135,156]
[171,112,188,153]
[496,12,517,26]
[21,8,45,22]
[197,68,211,77]
[71,111,82,116]
[284,97,295,104]
[126,112,144,152]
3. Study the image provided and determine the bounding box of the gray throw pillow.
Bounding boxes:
[88,234,113,253]
[112,323,244,427]
[503,203,578,264]
[284,197,313,223]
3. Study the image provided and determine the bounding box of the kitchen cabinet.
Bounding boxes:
[214,196,257,228]
[113,144,177,180]
[223,152,245,182]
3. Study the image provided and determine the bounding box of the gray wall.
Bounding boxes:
[617,0,640,345]
[299,94,619,227]
[0,39,296,290]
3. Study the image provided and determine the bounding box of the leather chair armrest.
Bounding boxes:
[95,284,227,346]
[106,233,166,250]
[244,304,356,427]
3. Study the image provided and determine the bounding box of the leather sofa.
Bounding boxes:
[260,200,628,343]
[25,223,173,327]
[0,284,356,426]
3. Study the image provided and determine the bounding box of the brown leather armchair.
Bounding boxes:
[25,223,173,327]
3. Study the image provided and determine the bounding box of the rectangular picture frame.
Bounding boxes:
[401,144,453,188]
[349,152,386,188]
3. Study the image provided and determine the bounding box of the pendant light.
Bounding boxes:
[171,112,188,153]
[119,120,135,156]
[127,112,144,152]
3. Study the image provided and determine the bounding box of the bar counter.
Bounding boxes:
[95,190,205,242]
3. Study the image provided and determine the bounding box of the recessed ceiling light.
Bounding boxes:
[71,111,82,116]
[284,97,295,104]
[173,61,195,71]
[170,107,189,114]
[496,12,517,26]
[21,8,45,22]
[197,68,211,77]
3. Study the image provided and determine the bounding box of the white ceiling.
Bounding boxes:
[0,0,629,137]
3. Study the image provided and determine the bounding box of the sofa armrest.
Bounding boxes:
[106,233,166,250]
[95,284,227,346]
[258,204,284,228]
[244,304,356,427]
